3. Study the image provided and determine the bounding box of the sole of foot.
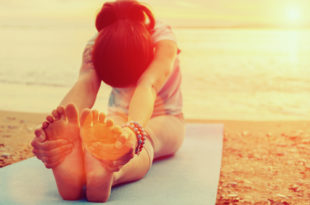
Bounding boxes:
[80,109,135,202]
[43,104,84,200]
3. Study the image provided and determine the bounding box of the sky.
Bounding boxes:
[1,0,310,27]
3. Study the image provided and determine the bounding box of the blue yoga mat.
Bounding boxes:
[0,124,223,205]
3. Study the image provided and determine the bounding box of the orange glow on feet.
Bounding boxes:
[80,110,133,161]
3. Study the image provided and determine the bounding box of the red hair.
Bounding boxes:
[92,0,155,87]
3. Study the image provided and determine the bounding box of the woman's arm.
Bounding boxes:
[127,40,178,126]
[60,68,100,112]
[60,46,101,112]
[32,45,101,168]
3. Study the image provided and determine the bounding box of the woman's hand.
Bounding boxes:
[103,126,136,172]
[31,128,73,169]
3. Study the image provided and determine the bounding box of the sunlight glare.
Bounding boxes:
[286,8,301,23]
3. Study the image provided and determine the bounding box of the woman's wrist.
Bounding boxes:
[122,121,148,154]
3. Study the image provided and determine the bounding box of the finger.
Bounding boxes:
[118,148,134,162]
[31,136,38,148]
[32,148,40,156]
[44,150,71,168]
[114,156,131,167]
[33,148,57,163]
[40,139,72,150]
[31,139,42,149]
[107,166,120,172]
[31,132,58,149]
[102,160,119,172]
[31,136,46,149]
[32,149,43,160]
[45,159,62,169]
[44,149,71,164]
[33,144,72,159]
[41,155,57,165]
[40,144,73,158]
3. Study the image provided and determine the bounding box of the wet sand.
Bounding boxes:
[0,110,309,204]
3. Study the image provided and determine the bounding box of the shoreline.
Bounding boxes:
[1,81,309,122]
[0,109,309,204]
[0,109,309,123]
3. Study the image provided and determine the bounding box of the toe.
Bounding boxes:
[57,106,65,120]
[106,119,114,127]
[65,104,79,124]
[42,121,49,129]
[99,113,106,123]
[34,129,46,141]
[46,115,54,123]
[34,129,41,137]
[34,128,43,137]
[80,109,92,127]
[92,110,99,123]
[52,109,60,120]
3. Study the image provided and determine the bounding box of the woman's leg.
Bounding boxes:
[42,104,85,200]
[110,114,185,186]
[81,112,184,202]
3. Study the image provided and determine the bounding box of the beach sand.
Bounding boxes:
[0,110,309,204]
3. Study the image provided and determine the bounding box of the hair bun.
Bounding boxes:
[95,1,155,32]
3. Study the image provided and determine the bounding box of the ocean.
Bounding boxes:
[1,25,309,120]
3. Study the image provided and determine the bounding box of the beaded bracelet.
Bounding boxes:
[123,121,148,154]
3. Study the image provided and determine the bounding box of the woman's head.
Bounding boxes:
[92,0,155,87]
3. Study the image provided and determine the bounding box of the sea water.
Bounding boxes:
[0,25,309,120]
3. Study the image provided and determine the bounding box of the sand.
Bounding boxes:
[0,110,309,204]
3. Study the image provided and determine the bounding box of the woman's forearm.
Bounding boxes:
[127,83,157,127]
[60,72,101,113]
[127,57,174,126]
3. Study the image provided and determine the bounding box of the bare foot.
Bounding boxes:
[80,109,135,202]
[42,104,84,200]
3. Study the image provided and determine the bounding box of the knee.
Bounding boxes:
[169,133,185,155]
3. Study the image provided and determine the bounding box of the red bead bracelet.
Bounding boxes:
[123,121,148,154]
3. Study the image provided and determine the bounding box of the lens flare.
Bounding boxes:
[286,8,301,23]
